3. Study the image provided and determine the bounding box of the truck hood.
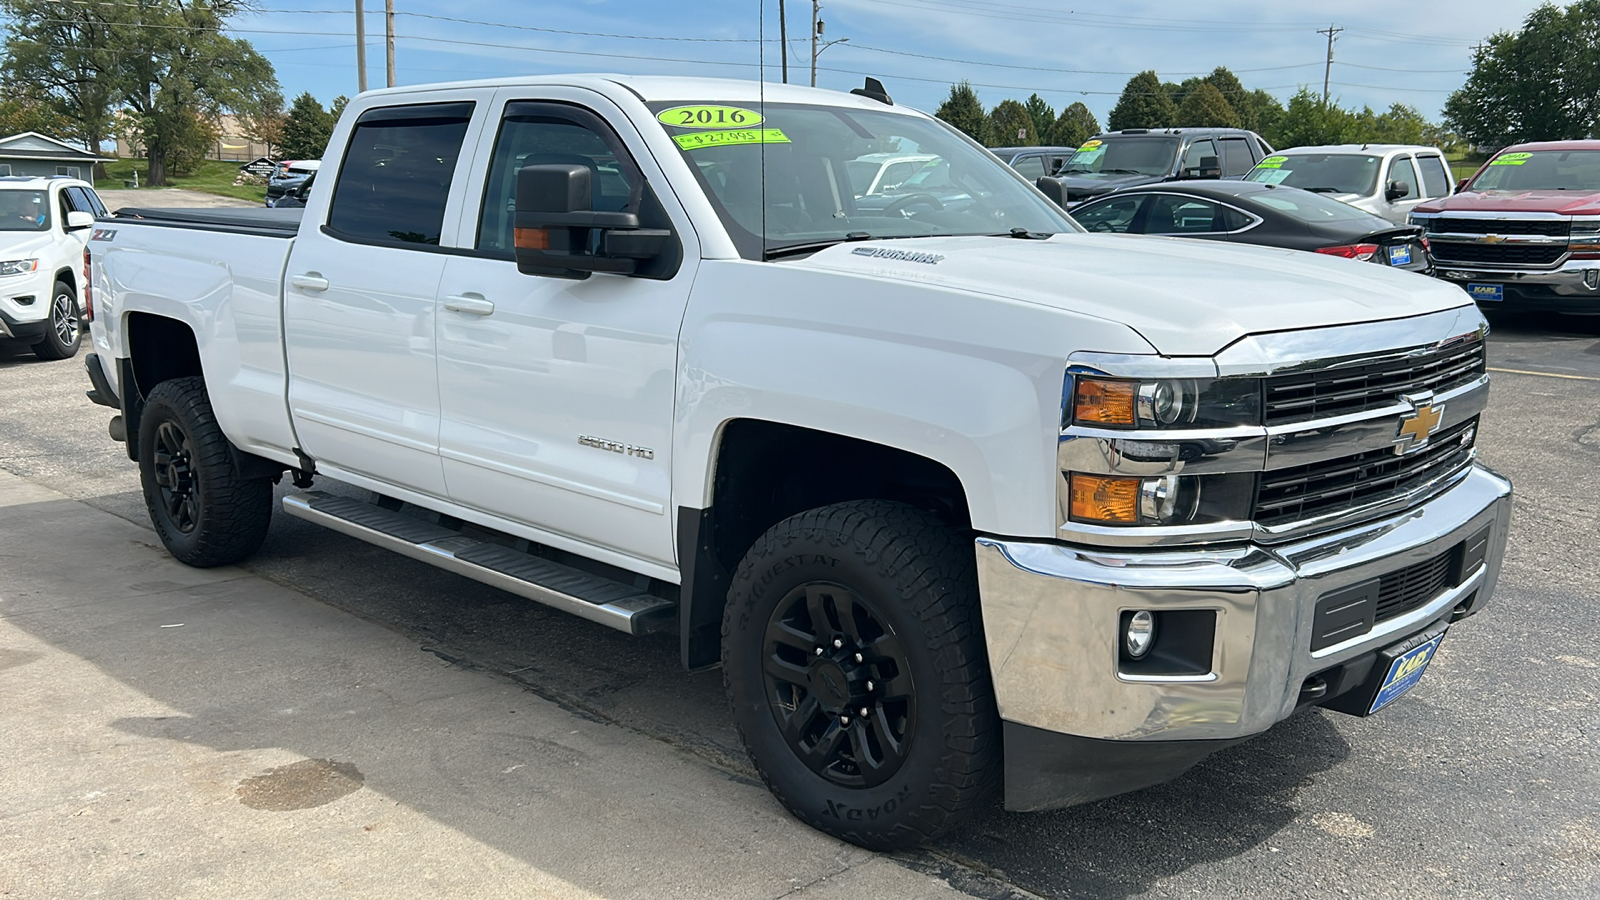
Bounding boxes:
[785,234,1473,356]
[1415,189,1600,216]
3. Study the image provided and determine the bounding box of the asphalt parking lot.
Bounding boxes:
[1,308,1597,899]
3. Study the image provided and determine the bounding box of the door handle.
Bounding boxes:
[444,294,495,316]
[291,273,329,293]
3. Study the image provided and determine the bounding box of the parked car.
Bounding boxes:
[989,145,1077,181]
[843,152,937,197]
[1242,144,1453,224]
[270,159,320,182]
[84,74,1509,851]
[1037,127,1274,207]
[1069,180,1431,273]
[1408,141,1600,311]
[270,173,315,209]
[0,175,106,359]
[265,173,311,207]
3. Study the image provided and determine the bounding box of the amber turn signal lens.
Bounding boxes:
[1073,378,1137,426]
[514,227,550,250]
[1069,474,1141,524]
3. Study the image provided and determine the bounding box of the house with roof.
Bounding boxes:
[0,132,108,184]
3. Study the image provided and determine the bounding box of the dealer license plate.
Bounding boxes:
[1388,245,1412,266]
[1368,630,1446,714]
[1467,282,1504,302]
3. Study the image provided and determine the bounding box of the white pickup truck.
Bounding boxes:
[83,75,1512,850]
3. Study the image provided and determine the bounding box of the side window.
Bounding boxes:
[1218,139,1252,177]
[1072,194,1145,233]
[1218,206,1254,231]
[476,105,639,253]
[0,164,11,176]
[1387,156,1420,201]
[1417,155,1451,198]
[57,189,74,229]
[877,160,920,192]
[326,102,474,246]
[56,166,81,179]
[1180,140,1218,176]
[67,187,106,217]
[1011,155,1047,180]
[1147,194,1226,233]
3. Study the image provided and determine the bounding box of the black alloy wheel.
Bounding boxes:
[151,420,200,534]
[763,581,915,789]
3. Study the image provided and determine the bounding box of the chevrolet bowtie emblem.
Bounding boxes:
[1394,397,1444,454]
[1478,234,1507,244]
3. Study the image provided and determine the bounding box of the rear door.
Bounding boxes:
[432,87,696,572]
[283,92,488,498]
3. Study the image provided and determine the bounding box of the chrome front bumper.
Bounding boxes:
[976,463,1512,744]
[1434,258,1600,294]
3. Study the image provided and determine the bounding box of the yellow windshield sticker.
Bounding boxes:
[1257,155,1289,169]
[673,128,790,151]
[1078,140,1102,150]
[657,105,765,129]
[1489,152,1533,166]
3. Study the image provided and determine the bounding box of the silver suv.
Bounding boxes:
[1243,144,1454,224]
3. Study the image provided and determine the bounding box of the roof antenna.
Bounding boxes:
[851,77,893,106]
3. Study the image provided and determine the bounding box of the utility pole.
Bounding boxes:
[355,0,367,93]
[779,0,788,84]
[1318,24,1342,106]
[810,0,819,88]
[385,0,396,88]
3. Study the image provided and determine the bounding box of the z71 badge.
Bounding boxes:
[90,228,117,241]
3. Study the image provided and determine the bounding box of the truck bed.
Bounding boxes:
[111,206,302,237]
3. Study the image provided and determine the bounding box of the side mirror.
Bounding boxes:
[65,210,94,230]
[1454,177,1470,193]
[1036,176,1067,208]
[1385,180,1411,202]
[1197,156,1222,179]
[513,164,669,279]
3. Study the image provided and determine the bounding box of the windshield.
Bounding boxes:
[1058,137,1179,178]
[1468,149,1600,192]
[0,190,50,232]
[649,101,1075,259]
[1245,154,1381,196]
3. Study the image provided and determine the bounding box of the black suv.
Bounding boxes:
[1038,128,1274,208]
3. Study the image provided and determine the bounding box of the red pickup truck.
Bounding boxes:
[1408,140,1600,311]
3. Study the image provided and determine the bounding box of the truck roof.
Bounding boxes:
[354,73,916,114]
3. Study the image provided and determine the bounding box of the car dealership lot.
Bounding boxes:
[2,310,1597,899]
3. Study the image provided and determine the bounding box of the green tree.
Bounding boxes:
[1176,82,1240,128]
[1204,67,1255,131]
[0,92,74,138]
[280,92,336,160]
[330,95,350,121]
[1107,71,1177,131]
[1445,1,1600,148]
[0,0,119,153]
[1276,87,1358,147]
[1374,103,1429,145]
[1245,90,1287,147]
[1047,102,1100,148]
[1023,94,1054,141]
[935,81,991,145]
[989,99,1037,146]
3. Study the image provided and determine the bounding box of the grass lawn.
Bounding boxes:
[102,158,266,203]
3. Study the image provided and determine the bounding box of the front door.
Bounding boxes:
[283,95,485,498]
[434,90,696,571]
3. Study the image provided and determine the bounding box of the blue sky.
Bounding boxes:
[239,0,1550,127]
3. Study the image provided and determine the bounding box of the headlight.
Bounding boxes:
[1068,376,1260,429]
[0,258,40,277]
[1067,472,1255,527]
[1571,219,1600,257]
[1408,213,1433,230]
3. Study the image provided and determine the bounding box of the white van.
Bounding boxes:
[1243,144,1454,224]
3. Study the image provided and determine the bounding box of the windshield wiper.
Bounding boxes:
[764,231,874,260]
[1097,169,1147,175]
[994,227,1053,240]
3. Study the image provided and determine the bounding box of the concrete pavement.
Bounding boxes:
[0,471,990,899]
[94,188,257,212]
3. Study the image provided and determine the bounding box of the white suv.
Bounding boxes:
[1243,144,1455,224]
[0,176,105,359]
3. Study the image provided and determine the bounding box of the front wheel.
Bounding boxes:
[722,501,1000,850]
[30,280,81,360]
[138,377,273,567]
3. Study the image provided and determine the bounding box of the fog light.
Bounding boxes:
[1124,610,1156,659]
[1584,268,1599,290]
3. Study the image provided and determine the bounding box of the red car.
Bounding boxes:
[1408,140,1600,311]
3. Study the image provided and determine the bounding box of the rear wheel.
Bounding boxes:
[138,377,273,567]
[30,280,81,360]
[722,500,1000,850]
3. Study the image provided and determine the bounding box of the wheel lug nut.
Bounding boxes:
[859,707,869,717]
[865,680,874,691]
[853,653,864,663]
[839,715,850,725]
[833,639,843,649]
[815,647,824,656]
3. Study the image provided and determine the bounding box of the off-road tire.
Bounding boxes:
[722,500,1000,850]
[30,280,81,360]
[138,377,272,567]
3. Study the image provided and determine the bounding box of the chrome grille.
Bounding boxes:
[1263,340,1485,425]
[1429,218,1568,237]
[1430,243,1566,266]
[1255,418,1478,527]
